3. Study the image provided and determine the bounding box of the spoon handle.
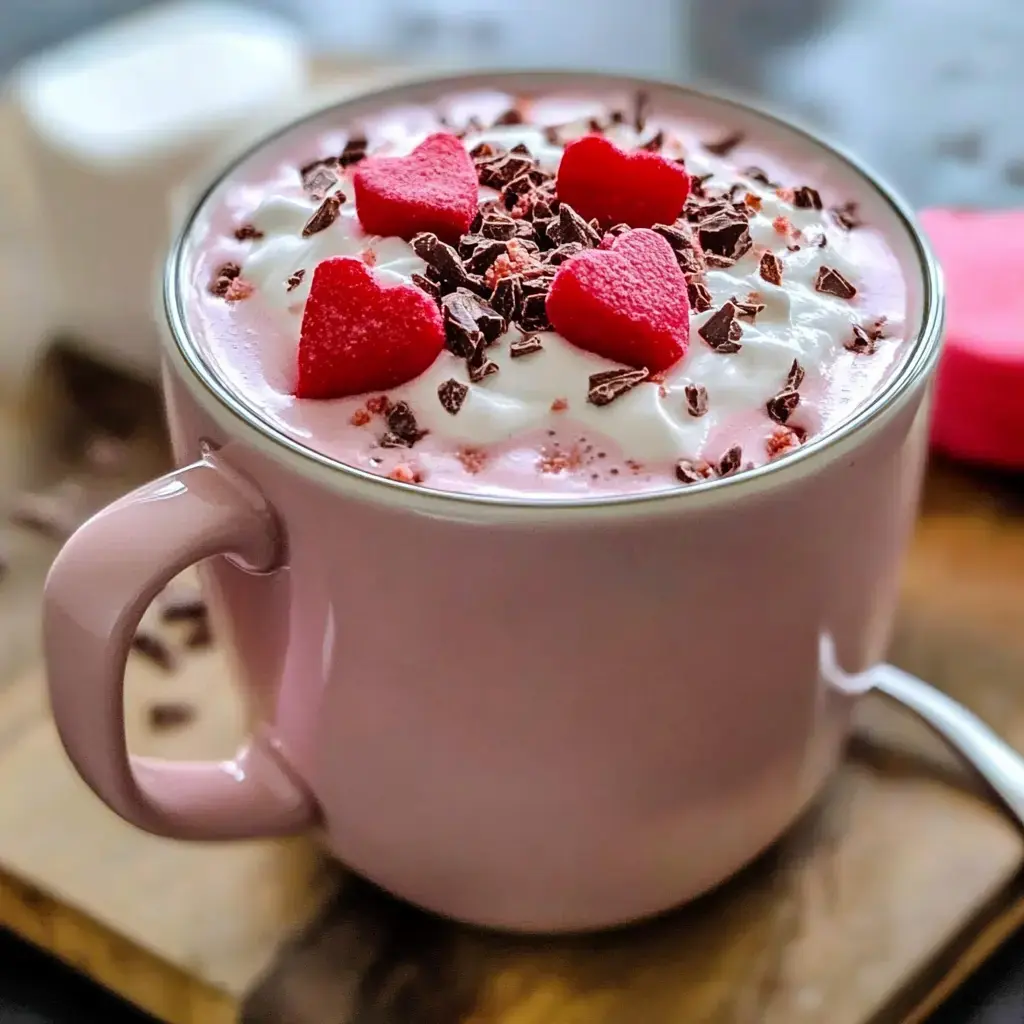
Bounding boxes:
[871,663,1024,829]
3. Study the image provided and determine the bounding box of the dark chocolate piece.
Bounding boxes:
[233,223,264,241]
[412,233,480,294]
[675,459,712,484]
[743,166,777,187]
[759,251,783,286]
[301,193,345,237]
[766,389,800,424]
[844,324,878,355]
[489,274,523,322]
[793,186,823,210]
[337,134,368,167]
[438,379,469,415]
[464,239,508,275]
[384,401,426,446]
[704,130,744,157]
[510,333,544,357]
[652,222,705,276]
[285,268,306,292]
[411,272,440,302]
[639,130,665,152]
[546,203,601,248]
[208,261,241,297]
[814,266,857,300]
[477,153,534,189]
[830,201,863,230]
[785,359,805,390]
[698,301,743,353]
[493,107,524,126]
[633,90,650,134]
[587,367,649,407]
[442,288,505,345]
[717,445,743,477]
[698,213,752,265]
[684,384,708,417]
[479,214,518,240]
[687,279,713,314]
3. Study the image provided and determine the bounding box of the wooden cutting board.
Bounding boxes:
[2,361,1024,1023]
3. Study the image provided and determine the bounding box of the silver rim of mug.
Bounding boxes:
[161,69,945,516]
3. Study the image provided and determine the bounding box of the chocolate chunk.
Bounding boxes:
[793,186,823,210]
[438,378,469,414]
[588,367,649,407]
[698,301,743,353]
[148,702,196,732]
[185,618,213,649]
[704,130,744,157]
[652,223,705,276]
[519,291,552,331]
[489,274,523,322]
[814,266,857,300]
[301,193,345,237]
[282,270,305,294]
[337,135,368,167]
[479,214,518,240]
[639,130,665,152]
[510,333,544,357]
[500,168,552,205]
[610,108,626,125]
[687,279,713,314]
[379,432,411,449]
[606,223,631,239]
[844,324,878,355]
[494,107,524,126]
[830,201,863,230]
[478,153,534,189]
[385,401,426,444]
[509,142,533,157]
[233,223,264,241]
[299,157,338,194]
[467,342,500,383]
[675,459,712,484]
[542,124,562,145]
[587,117,606,134]
[412,233,480,294]
[766,388,800,424]
[717,445,743,477]
[547,203,601,248]
[442,300,482,357]
[732,296,765,321]
[465,239,508,275]
[520,273,556,298]
[633,90,650,134]
[469,141,503,161]
[529,198,554,221]
[698,213,752,265]
[131,630,175,672]
[690,172,714,198]
[684,384,708,417]
[444,287,505,343]
[543,242,584,266]
[411,272,440,303]
[208,261,241,297]
[785,359,805,390]
[743,166,777,187]
[759,251,783,286]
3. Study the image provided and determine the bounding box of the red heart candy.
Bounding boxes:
[546,229,690,373]
[556,135,690,229]
[296,257,444,399]
[353,133,477,244]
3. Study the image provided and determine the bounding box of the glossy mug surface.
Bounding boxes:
[43,72,943,932]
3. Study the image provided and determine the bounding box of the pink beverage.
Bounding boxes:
[184,86,909,500]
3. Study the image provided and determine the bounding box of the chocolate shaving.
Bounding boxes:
[337,135,368,167]
[704,130,744,157]
[465,239,508,275]
[131,631,175,672]
[588,367,649,407]
[301,193,345,237]
[743,166,777,187]
[675,459,713,484]
[547,204,601,248]
[510,333,544,357]
[209,261,241,297]
[684,384,708,418]
[814,266,857,300]
[633,90,650,134]
[687,279,713,314]
[830,201,863,230]
[766,388,800,424]
[845,324,878,355]
[639,130,665,152]
[717,445,743,477]
[148,702,196,732]
[793,186,823,210]
[759,251,783,286]
[384,401,426,446]
[479,214,518,240]
[285,269,306,292]
[233,223,263,241]
[490,274,523,322]
[698,213,752,265]
[411,272,440,303]
[438,379,469,415]
[652,223,705,276]
[698,301,743,353]
[785,359,805,390]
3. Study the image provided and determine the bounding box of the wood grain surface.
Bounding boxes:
[0,352,1023,1024]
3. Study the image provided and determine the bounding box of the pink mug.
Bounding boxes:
[43,73,943,932]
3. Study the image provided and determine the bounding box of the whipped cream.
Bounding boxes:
[185,90,909,498]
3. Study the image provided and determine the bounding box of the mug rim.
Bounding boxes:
[162,69,944,516]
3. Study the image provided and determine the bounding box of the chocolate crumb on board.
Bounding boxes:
[285,268,306,292]
[675,459,713,484]
[687,280,713,314]
[148,702,196,732]
[438,378,469,415]
[845,324,878,354]
[587,367,649,407]
[792,186,823,210]
[766,389,800,424]
[684,384,708,417]
[717,445,743,477]
[208,261,241,297]
[831,201,863,230]
[301,193,346,237]
[704,130,744,157]
[814,266,857,300]
[698,301,743,353]
[510,333,544,358]
[185,618,213,650]
[131,630,175,672]
[759,251,783,286]
[233,223,264,241]
[786,359,806,390]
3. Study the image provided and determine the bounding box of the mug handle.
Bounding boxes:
[43,456,318,840]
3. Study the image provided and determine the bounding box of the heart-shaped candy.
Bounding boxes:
[296,257,444,399]
[556,135,690,229]
[353,133,478,244]
[546,229,690,372]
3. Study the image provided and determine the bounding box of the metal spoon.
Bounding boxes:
[870,663,1024,828]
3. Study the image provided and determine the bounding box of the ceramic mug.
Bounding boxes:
[43,72,944,932]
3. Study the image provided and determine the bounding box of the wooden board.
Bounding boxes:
[3,357,1024,1023]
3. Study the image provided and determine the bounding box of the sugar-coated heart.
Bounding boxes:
[296,257,444,399]
[353,133,477,244]
[546,229,690,372]
[556,136,690,229]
